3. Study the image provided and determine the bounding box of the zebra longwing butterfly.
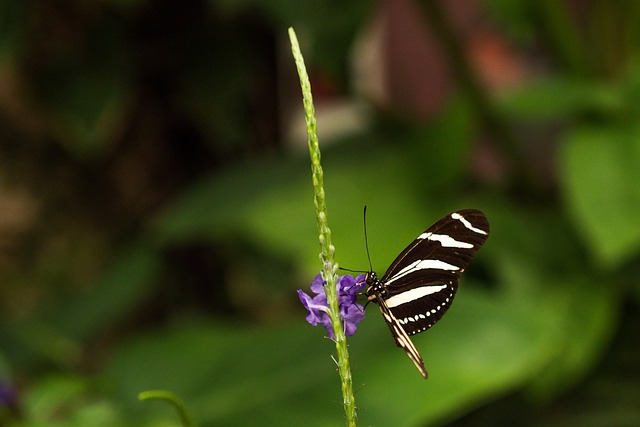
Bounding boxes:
[364,209,490,378]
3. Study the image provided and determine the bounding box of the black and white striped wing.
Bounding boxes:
[382,209,489,334]
[375,295,428,378]
[366,209,489,378]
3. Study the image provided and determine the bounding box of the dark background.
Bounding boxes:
[1,0,639,425]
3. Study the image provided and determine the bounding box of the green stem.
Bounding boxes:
[138,390,195,427]
[288,27,357,427]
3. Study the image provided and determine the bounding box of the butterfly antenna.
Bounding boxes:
[363,205,373,273]
[339,267,366,273]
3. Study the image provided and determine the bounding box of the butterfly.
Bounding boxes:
[364,209,490,378]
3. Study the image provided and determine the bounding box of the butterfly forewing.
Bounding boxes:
[366,209,490,378]
[382,209,489,285]
[382,209,489,333]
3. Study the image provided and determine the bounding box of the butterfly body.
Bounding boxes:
[364,209,490,378]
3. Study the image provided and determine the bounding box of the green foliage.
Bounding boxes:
[1,1,640,426]
[16,375,124,427]
[562,124,640,268]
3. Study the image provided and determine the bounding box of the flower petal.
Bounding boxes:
[310,273,326,294]
[341,303,365,336]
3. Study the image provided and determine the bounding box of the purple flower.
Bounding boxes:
[298,273,366,339]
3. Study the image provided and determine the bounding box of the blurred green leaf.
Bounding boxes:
[350,287,553,426]
[561,124,640,268]
[499,79,624,120]
[525,276,620,400]
[472,204,621,397]
[19,375,123,427]
[0,244,160,369]
[154,137,442,275]
[102,321,347,426]
[49,244,161,341]
[491,215,620,398]
[407,98,475,191]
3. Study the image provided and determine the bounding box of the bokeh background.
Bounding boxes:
[1,1,640,426]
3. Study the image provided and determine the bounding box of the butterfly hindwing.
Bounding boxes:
[376,296,428,378]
